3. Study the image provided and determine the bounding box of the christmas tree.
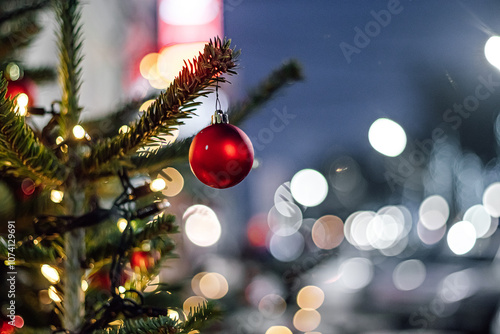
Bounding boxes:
[0,1,301,333]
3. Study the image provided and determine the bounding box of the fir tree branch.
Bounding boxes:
[0,79,67,185]
[56,0,84,135]
[86,214,178,265]
[81,37,237,177]
[82,93,157,140]
[24,66,58,84]
[129,60,303,173]
[180,302,222,333]
[92,315,179,334]
[0,237,63,265]
[0,0,51,25]
[0,20,41,59]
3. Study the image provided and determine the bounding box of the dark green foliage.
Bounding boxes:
[55,0,85,136]
[0,79,67,185]
[0,236,63,265]
[86,214,178,266]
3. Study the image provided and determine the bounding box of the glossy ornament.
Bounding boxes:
[189,118,254,189]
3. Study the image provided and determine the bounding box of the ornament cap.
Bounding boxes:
[211,110,229,124]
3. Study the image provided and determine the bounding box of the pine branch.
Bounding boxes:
[0,20,41,59]
[56,0,84,135]
[0,0,51,25]
[135,213,178,241]
[81,37,238,177]
[82,93,157,139]
[0,237,63,265]
[24,66,58,84]
[129,60,303,173]
[92,315,179,334]
[86,214,178,265]
[0,79,67,185]
[180,302,222,333]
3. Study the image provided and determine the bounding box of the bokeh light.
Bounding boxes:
[183,296,207,315]
[368,118,407,157]
[16,93,29,116]
[117,218,128,233]
[269,232,304,262]
[339,257,373,291]
[199,272,229,299]
[159,0,219,25]
[183,205,221,247]
[139,99,155,112]
[150,178,167,192]
[265,326,293,334]
[258,294,287,319]
[312,215,344,250]
[48,286,61,303]
[417,220,447,245]
[419,195,449,230]
[447,221,477,255]
[464,204,493,238]
[297,285,324,310]
[41,264,60,284]
[119,125,130,134]
[158,42,207,82]
[293,309,321,332]
[81,280,88,292]
[267,203,302,236]
[345,210,375,250]
[50,190,64,203]
[392,259,426,291]
[72,125,86,139]
[21,178,35,196]
[290,169,328,207]
[483,182,500,217]
[246,274,284,307]
[191,272,207,296]
[246,214,269,248]
[439,269,476,303]
[159,167,184,197]
[140,53,160,80]
[485,36,500,69]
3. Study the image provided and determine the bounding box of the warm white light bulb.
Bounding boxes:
[73,125,86,139]
[41,264,60,284]
[150,178,167,192]
[50,190,64,203]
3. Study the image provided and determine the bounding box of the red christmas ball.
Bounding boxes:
[189,123,254,189]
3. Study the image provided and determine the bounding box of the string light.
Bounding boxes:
[48,286,61,303]
[117,218,128,232]
[50,190,64,203]
[73,125,86,139]
[119,125,130,134]
[41,264,60,284]
[15,93,29,116]
[150,178,167,192]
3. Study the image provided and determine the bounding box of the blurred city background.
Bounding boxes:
[4,0,500,333]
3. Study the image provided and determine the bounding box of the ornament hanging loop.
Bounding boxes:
[212,109,228,124]
[211,78,228,124]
